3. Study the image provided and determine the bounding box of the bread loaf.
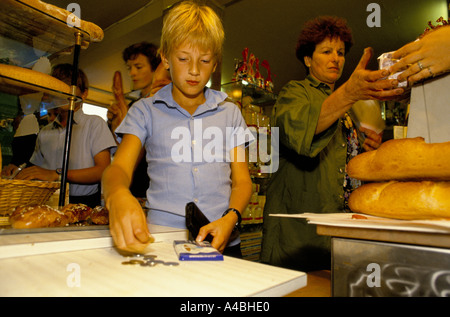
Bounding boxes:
[10,205,70,229]
[347,137,450,181]
[9,203,109,228]
[61,203,92,223]
[20,0,104,42]
[348,181,450,220]
[88,206,109,225]
[0,64,71,94]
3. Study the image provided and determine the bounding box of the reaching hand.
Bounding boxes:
[107,190,154,254]
[343,47,404,102]
[391,26,450,85]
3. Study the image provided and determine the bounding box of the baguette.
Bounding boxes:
[347,137,450,181]
[348,181,450,220]
[20,0,104,42]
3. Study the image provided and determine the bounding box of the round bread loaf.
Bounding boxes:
[88,206,109,225]
[348,181,450,220]
[347,137,450,181]
[61,203,92,223]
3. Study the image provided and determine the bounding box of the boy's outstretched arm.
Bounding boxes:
[102,134,153,253]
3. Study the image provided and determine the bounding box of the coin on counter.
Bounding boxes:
[121,260,144,265]
[162,262,180,266]
[143,255,158,260]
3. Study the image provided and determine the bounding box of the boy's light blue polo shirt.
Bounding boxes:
[116,83,254,233]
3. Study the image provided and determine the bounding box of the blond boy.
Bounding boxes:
[102,1,253,255]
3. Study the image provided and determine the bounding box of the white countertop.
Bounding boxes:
[0,225,306,297]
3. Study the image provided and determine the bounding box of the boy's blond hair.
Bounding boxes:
[160,1,225,61]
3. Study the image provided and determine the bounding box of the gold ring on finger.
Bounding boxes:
[418,61,424,70]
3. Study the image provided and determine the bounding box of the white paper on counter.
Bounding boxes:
[269,213,450,234]
[407,73,450,143]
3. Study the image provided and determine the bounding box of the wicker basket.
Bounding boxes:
[0,179,61,216]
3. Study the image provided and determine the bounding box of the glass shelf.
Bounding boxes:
[0,0,88,109]
[1,75,81,111]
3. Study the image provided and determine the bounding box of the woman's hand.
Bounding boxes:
[391,26,450,85]
[316,48,404,135]
[343,47,404,102]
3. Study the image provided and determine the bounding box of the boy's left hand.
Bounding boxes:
[196,213,237,253]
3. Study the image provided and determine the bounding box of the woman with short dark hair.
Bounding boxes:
[260,16,403,272]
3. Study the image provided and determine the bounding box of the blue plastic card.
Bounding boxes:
[173,240,224,261]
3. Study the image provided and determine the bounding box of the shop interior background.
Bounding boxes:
[43,0,449,115]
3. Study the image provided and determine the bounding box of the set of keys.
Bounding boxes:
[121,254,179,267]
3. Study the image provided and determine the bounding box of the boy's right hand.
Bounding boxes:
[107,192,154,254]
